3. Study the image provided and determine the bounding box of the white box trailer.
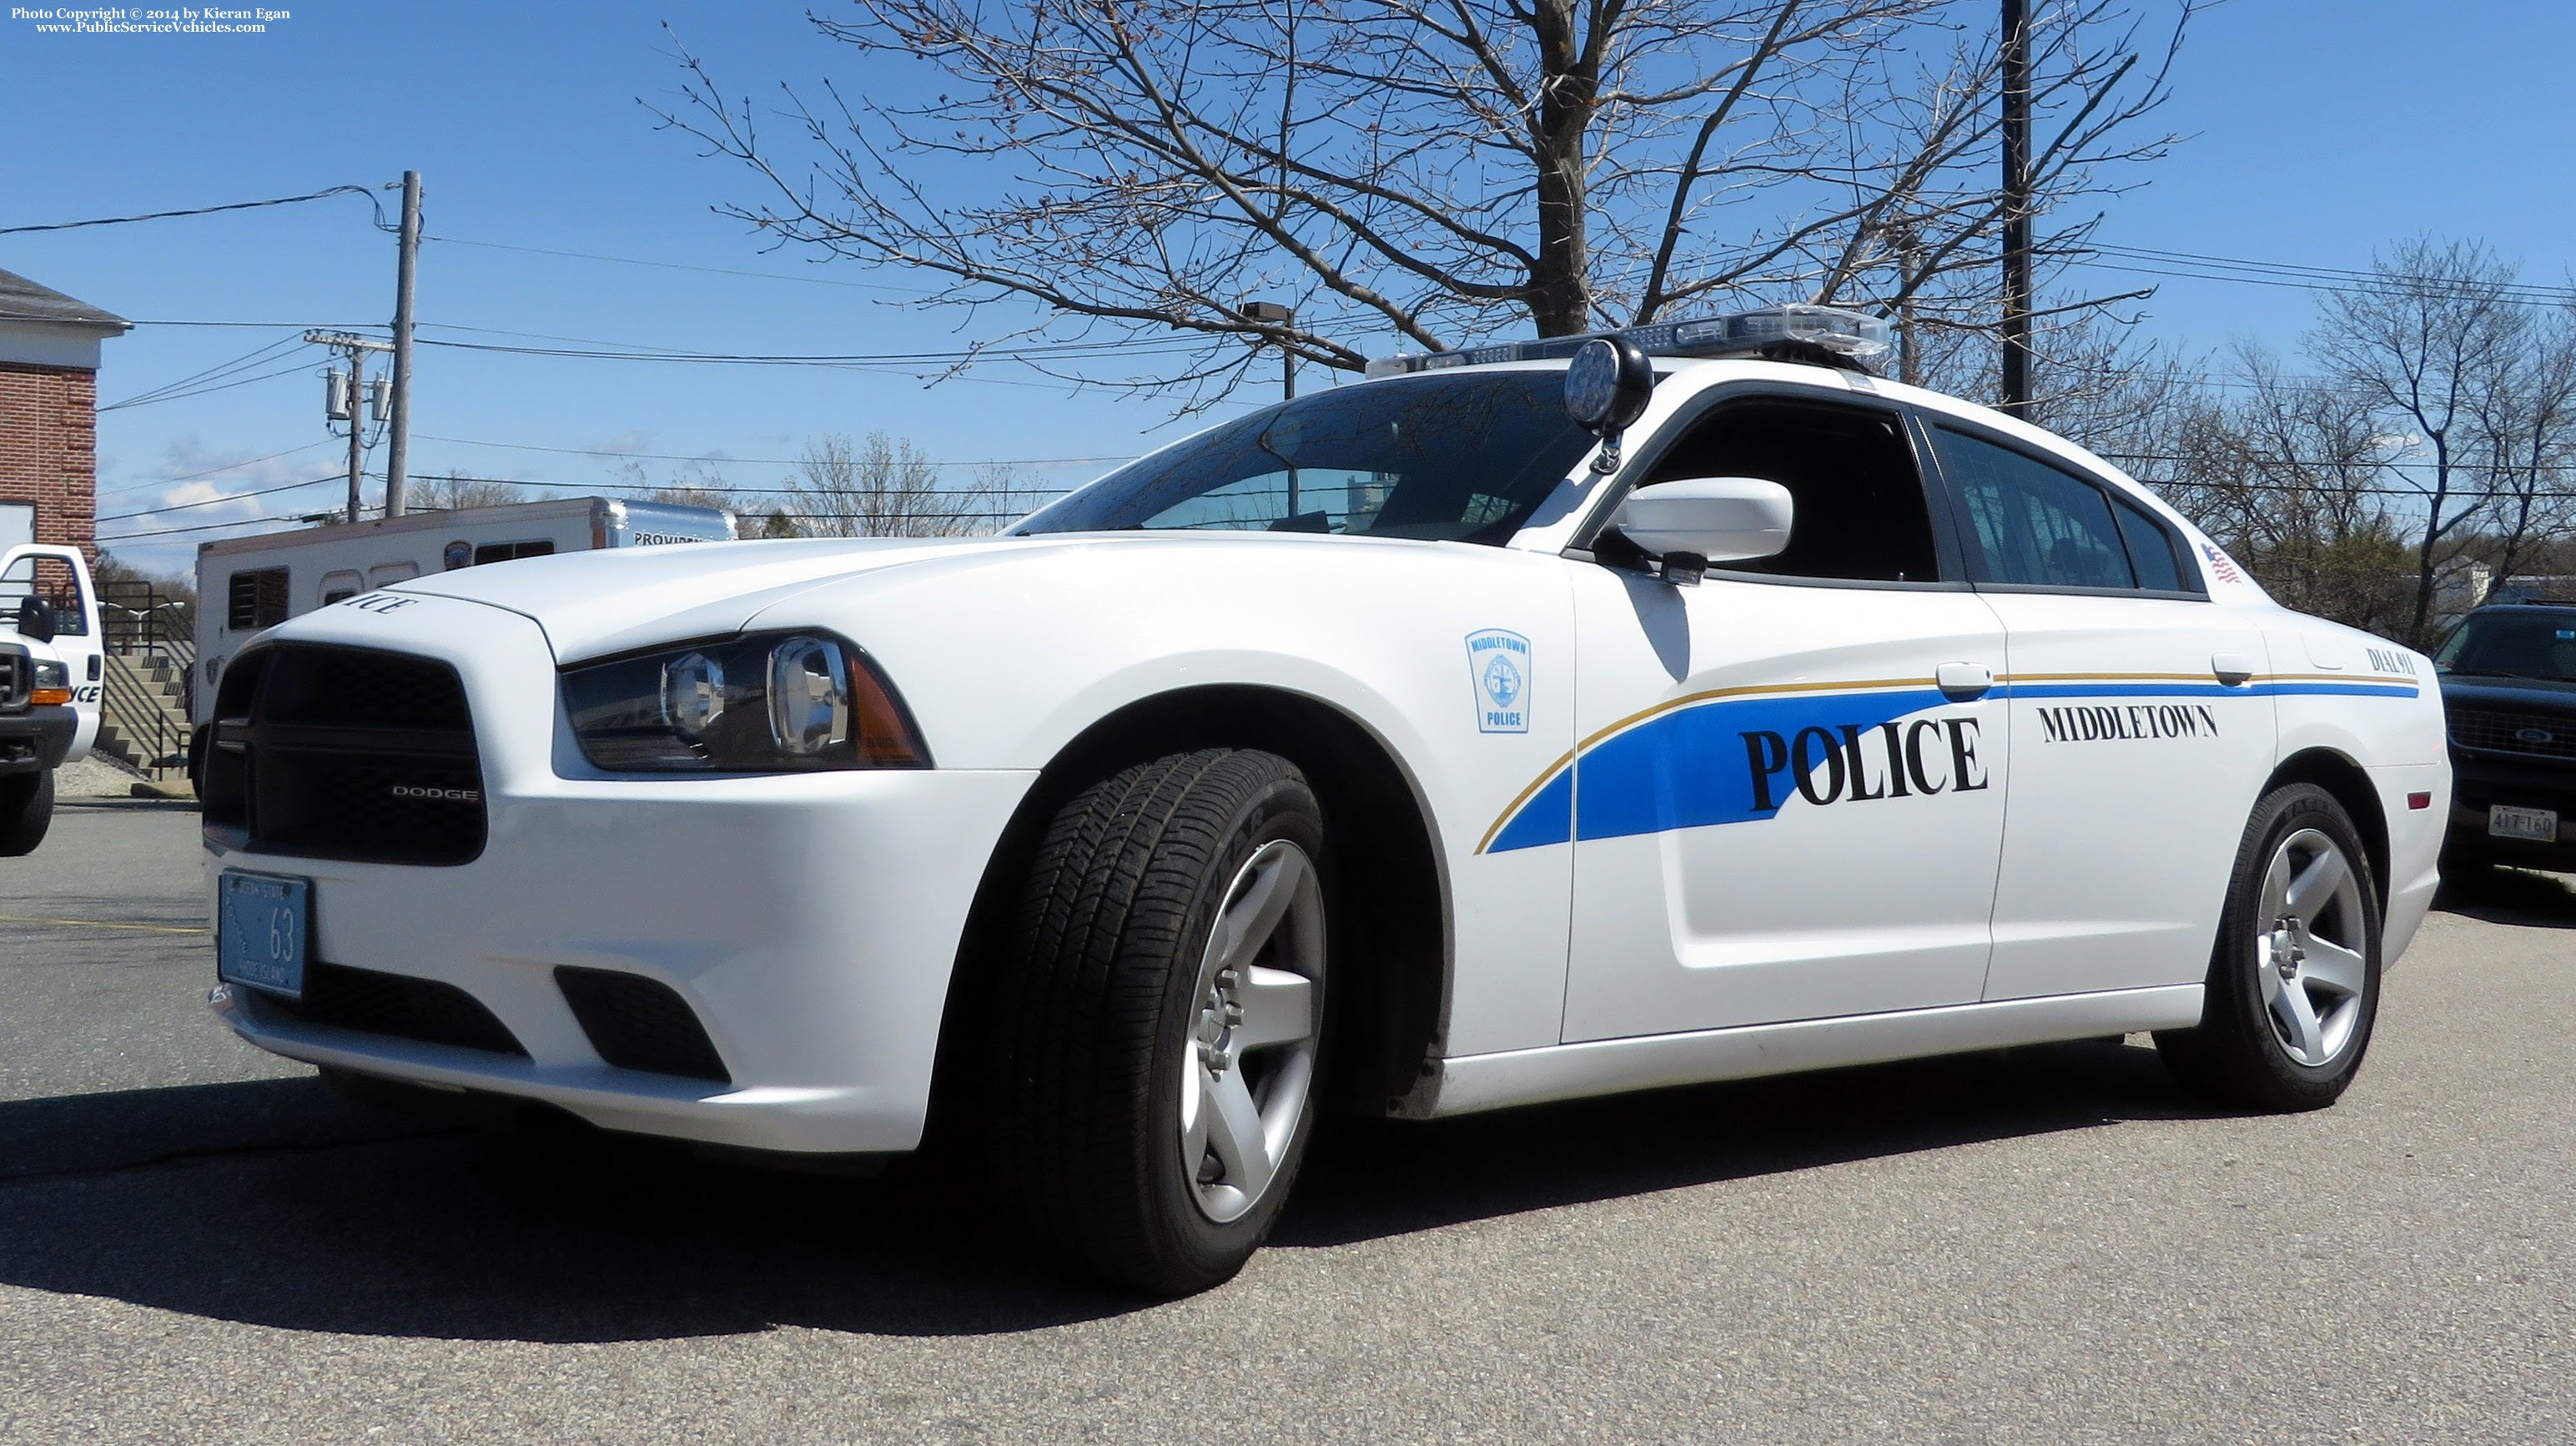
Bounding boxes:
[193,496,733,726]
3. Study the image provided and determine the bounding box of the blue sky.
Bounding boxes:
[4,0,2572,576]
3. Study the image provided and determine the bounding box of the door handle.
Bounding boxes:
[1936,661,1994,699]
[2211,652,2257,686]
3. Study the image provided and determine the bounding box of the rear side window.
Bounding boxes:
[227,567,289,630]
[2111,496,2188,591]
[1638,397,1940,583]
[1935,428,2136,590]
[473,540,556,565]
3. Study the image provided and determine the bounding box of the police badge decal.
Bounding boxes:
[1466,628,1532,733]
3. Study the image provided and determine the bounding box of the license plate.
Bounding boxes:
[2490,804,2559,843]
[218,870,310,998]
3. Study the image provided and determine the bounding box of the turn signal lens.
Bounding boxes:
[31,688,72,708]
[847,650,927,767]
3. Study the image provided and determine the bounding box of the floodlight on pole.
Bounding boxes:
[1241,300,1296,401]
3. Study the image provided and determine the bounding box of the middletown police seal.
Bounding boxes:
[1466,628,1532,733]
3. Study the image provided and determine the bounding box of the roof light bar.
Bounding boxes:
[1362,304,1894,379]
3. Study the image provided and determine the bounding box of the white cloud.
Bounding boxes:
[93,436,346,577]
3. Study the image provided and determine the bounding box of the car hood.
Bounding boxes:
[383,536,1035,660]
[385,531,1459,662]
[2440,674,2576,713]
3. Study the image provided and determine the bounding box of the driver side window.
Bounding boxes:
[1636,396,1941,583]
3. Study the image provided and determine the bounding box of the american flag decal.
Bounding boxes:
[2201,542,2244,585]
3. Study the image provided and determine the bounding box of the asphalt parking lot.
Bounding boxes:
[2,802,2569,1444]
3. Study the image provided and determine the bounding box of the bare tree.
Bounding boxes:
[2308,238,2532,645]
[2466,301,2576,596]
[611,458,741,514]
[2151,348,2416,637]
[414,471,533,512]
[654,0,2195,405]
[787,431,999,537]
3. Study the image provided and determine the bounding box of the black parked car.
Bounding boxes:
[2435,602,2576,871]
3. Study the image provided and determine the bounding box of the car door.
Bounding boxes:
[1919,421,2281,1001]
[1545,388,2012,1042]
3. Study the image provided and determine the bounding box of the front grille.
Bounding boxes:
[201,643,486,865]
[0,650,23,711]
[253,960,526,1056]
[555,967,731,1082]
[2450,707,2576,761]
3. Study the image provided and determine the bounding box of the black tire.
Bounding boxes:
[0,768,54,857]
[986,749,1329,1297]
[2156,783,2382,1111]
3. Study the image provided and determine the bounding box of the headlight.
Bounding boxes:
[561,632,930,773]
[30,659,71,708]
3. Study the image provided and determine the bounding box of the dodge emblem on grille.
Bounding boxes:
[391,785,481,803]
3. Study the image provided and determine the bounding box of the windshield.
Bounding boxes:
[1016,371,1595,543]
[2436,612,2576,682]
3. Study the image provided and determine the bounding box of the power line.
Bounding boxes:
[413,432,1131,469]
[99,330,309,411]
[2074,244,2576,310]
[0,184,388,235]
[95,441,335,501]
[2095,244,2576,304]
[99,512,317,542]
[133,319,376,330]
[425,234,933,295]
[98,357,318,413]
[411,335,1205,367]
[94,473,347,523]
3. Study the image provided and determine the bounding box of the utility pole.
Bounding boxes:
[309,330,394,523]
[1999,0,2033,417]
[385,170,422,518]
[1242,300,1301,516]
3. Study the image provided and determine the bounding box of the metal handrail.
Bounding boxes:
[93,580,199,778]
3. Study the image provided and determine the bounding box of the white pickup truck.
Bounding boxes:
[0,543,103,854]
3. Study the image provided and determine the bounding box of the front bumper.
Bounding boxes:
[0,705,77,775]
[204,598,1037,1154]
[2445,747,2576,869]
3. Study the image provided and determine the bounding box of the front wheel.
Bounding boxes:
[2156,783,2382,1111]
[986,749,1329,1296]
[0,768,54,856]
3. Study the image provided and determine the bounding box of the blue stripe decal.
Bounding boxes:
[1487,767,1575,853]
[1481,673,2420,854]
[2004,681,2418,700]
[1573,686,1950,845]
[1488,686,1954,853]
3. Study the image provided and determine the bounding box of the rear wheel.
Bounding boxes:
[986,749,1328,1296]
[2156,783,2382,1111]
[0,768,54,856]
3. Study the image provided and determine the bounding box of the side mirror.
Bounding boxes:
[14,596,57,643]
[1609,476,1794,574]
[1563,337,1656,473]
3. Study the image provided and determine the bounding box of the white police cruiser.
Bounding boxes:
[203,306,2448,1294]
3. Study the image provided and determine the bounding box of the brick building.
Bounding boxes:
[0,268,130,559]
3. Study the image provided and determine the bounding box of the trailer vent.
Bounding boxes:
[201,643,486,865]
